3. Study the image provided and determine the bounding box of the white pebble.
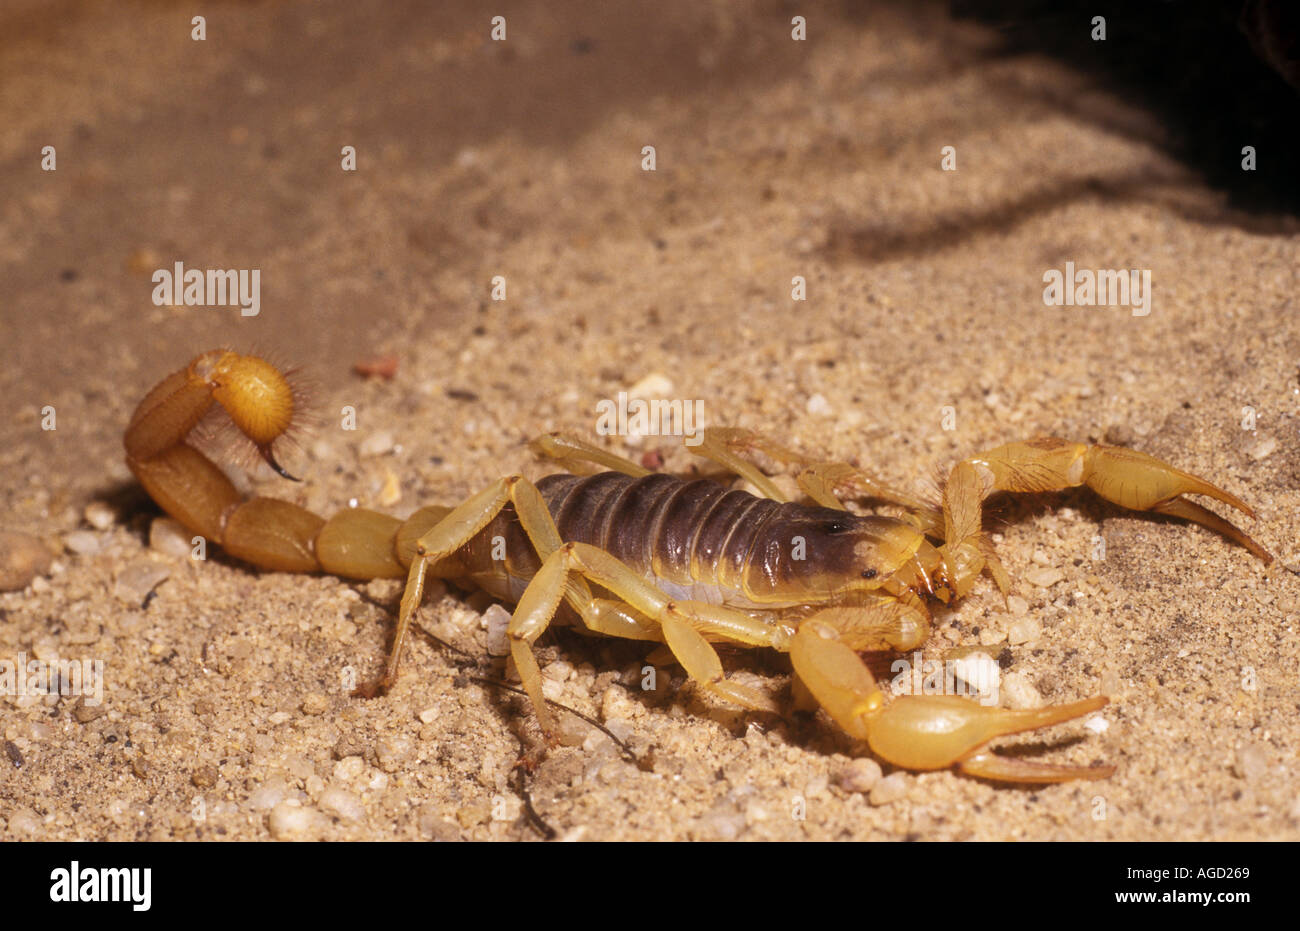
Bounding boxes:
[627,373,674,400]
[836,758,882,793]
[5,807,42,836]
[149,517,193,558]
[869,772,908,805]
[1083,714,1109,734]
[319,787,366,821]
[1234,743,1268,783]
[375,736,412,772]
[247,782,286,811]
[268,801,322,840]
[1001,672,1044,709]
[601,685,636,721]
[359,431,395,457]
[1023,567,1064,588]
[952,652,1001,699]
[83,502,115,530]
[333,756,366,782]
[112,560,171,605]
[1249,435,1277,461]
[805,393,833,417]
[1007,617,1042,645]
[482,604,511,657]
[63,530,101,556]
[542,660,574,682]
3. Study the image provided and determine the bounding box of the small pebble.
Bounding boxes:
[1023,567,1064,588]
[418,810,462,841]
[5,807,42,836]
[626,373,673,400]
[1007,616,1042,645]
[301,693,330,715]
[836,758,883,793]
[0,531,53,591]
[951,651,1001,699]
[73,700,107,724]
[1006,595,1029,617]
[1001,671,1044,709]
[192,765,219,788]
[1249,435,1277,461]
[112,560,171,605]
[869,772,908,805]
[1233,743,1267,783]
[601,685,636,721]
[696,806,745,840]
[375,736,412,772]
[806,393,833,417]
[319,787,365,821]
[359,430,394,457]
[83,502,115,530]
[149,517,193,558]
[333,756,366,782]
[482,604,510,657]
[247,782,287,811]
[63,530,101,556]
[268,801,323,840]
[1083,714,1109,735]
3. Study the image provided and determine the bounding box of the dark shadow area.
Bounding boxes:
[942,0,1300,216]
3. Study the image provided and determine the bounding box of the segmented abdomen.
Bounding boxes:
[459,472,782,605]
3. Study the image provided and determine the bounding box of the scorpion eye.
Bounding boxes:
[825,520,847,534]
[861,568,878,579]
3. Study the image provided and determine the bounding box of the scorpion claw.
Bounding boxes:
[958,751,1115,784]
[863,694,1110,782]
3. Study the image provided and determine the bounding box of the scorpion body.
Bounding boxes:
[124,350,1273,783]
[461,471,934,623]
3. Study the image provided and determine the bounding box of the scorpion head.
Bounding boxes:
[746,509,933,606]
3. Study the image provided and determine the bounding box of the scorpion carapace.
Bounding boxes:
[125,350,1274,784]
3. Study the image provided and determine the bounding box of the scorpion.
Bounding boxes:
[124,349,1273,783]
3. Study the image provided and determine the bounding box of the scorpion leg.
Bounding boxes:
[685,427,794,501]
[688,427,936,524]
[528,432,650,478]
[789,620,1112,782]
[939,437,1273,597]
[367,474,598,696]
[509,541,783,732]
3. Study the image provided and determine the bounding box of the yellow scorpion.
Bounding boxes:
[125,350,1272,783]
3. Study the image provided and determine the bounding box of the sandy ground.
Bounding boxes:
[2,0,1298,841]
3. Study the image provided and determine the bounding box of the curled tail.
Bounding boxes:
[125,349,421,579]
